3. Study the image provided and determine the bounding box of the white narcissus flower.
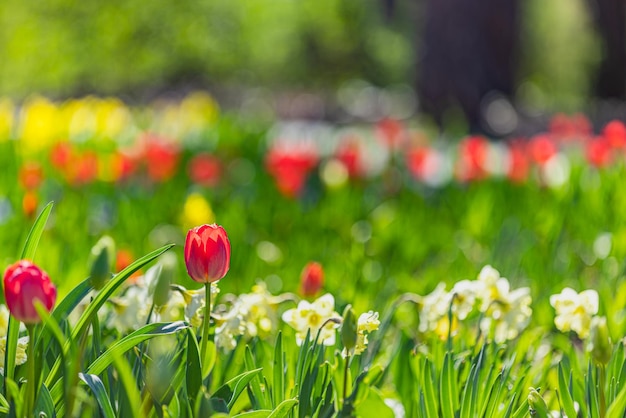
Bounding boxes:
[475,265,512,313]
[353,311,380,355]
[480,287,532,343]
[0,335,29,374]
[550,288,599,338]
[418,283,453,337]
[450,279,478,320]
[213,282,280,352]
[282,293,340,346]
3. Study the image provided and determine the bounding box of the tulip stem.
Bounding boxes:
[343,353,350,409]
[25,324,36,418]
[200,282,212,382]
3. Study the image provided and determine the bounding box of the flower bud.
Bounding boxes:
[89,236,115,290]
[587,316,612,365]
[300,261,324,297]
[341,305,357,356]
[153,252,176,308]
[527,387,549,417]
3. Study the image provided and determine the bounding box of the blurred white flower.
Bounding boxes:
[550,288,599,338]
[353,311,380,355]
[418,283,454,338]
[282,293,340,346]
[480,287,532,343]
[213,282,280,352]
[450,280,478,320]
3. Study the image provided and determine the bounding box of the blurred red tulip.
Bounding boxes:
[22,191,38,219]
[50,142,73,170]
[336,138,363,179]
[4,260,56,324]
[19,162,44,190]
[506,140,530,183]
[586,137,613,168]
[71,151,98,185]
[603,120,626,149]
[406,146,431,180]
[528,134,557,164]
[265,145,318,198]
[376,118,405,150]
[549,113,591,141]
[185,224,231,283]
[139,133,180,182]
[115,249,141,282]
[300,261,324,297]
[110,151,136,182]
[457,136,488,181]
[188,153,222,187]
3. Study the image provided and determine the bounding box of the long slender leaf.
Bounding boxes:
[273,331,284,407]
[87,321,189,375]
[113,354,142,418]
[268,398,298,418]
[79,374,115,418]
[557,363,577,418]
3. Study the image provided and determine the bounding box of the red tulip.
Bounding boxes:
[586,136,613,168]
[336,138,363,179]
[18,162,44,190]
[603,120,626,149]
[506,140,530,183]
[185,224,231,283]
[3,260,56,324]
[265,144,318,198]
[528,134,557,165]
[457,136,488,181]
[188,153,222,187]
[300,261,324,297]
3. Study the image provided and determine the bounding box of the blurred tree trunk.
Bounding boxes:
[589,0,626,99]
[416,0,520,133]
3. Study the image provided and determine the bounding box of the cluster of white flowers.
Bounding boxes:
[282,294,341,346]
[550,288,599,339]
[213,282,281,352]
[419,265,532,343]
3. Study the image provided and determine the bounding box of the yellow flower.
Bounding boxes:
[181,193,215,230]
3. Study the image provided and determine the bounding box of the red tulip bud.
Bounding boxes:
[184,224,231,283]
[300,262,324,297]
[3,260,57,324]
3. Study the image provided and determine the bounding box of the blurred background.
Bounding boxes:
[0,0,623,134]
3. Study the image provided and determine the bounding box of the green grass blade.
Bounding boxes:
[440,352,458,418]
[87,321,189,376]
[268,398,299,418]
[273,331,284,407]
[212,368,263,410]
[186,328,202,401]
[113,354,142,418]
[606,376,626,418]
[79,373,116,418]
[421,358,438,417]
[557,363,577,418]
[20,201,53,260]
